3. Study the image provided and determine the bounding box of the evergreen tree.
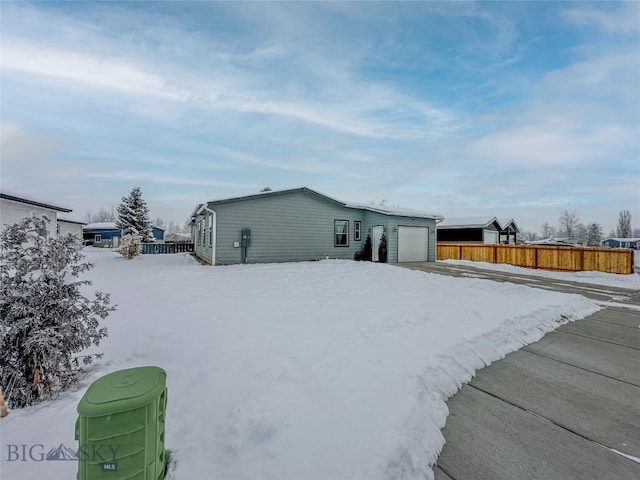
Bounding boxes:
[0,215,115,408]
[116,187,154,241]
[586,223,603,246]
[363,234,373,261]
[378,232,387,263]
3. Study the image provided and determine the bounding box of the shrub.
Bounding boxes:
[118,233,142,259]
[0,215,115,408]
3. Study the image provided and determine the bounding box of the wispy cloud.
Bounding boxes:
[562,3,640,34]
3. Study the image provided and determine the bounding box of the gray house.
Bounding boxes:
[190,187,443,265]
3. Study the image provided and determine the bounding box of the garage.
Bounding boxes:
[397,226,429,262]
[484,230,499,244]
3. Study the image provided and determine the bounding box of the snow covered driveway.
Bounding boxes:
[1,250,600,480]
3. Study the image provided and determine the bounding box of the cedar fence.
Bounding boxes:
[437,244,635,275]
[141,242,194,255]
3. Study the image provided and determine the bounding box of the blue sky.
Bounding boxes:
[1,1,638,234]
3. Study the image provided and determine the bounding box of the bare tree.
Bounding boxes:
[521,231,539,241]
[84,207,116,223]
[540,222,555,239]
[634,228,640,238]
[616,210,632,238]
[557,210,580,241]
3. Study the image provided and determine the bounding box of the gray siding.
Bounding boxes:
[199,191,365,264]
[192,191,438,265]
[361,212,437,263]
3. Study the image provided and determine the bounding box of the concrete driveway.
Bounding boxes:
[398,262,640,480]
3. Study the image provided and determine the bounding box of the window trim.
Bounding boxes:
[94,234,101,243]
[334,220,349,247]
[354,221,362,241]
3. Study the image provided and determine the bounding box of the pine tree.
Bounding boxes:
[586,223,603,246]
[0,215,115,408]
[116,187,154,242]
[363,234,373,261]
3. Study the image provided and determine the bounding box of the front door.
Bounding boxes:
[372,226,383,262]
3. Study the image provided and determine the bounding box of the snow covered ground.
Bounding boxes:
[1,249,601,480]
[441,257,640,290]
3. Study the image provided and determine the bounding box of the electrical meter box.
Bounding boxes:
[76,366,167,480]
[240,228,251,247]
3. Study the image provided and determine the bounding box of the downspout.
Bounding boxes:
[435,217,443,262]
[196,204,216,265]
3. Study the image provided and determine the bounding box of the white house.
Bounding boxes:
[0,193,73,237]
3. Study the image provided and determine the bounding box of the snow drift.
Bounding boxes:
[0,250,600,480]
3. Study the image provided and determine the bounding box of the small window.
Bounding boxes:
[95,234,101,243]
[354,221,362,241]
[334,220,349,247]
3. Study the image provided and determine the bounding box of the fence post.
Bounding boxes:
[493,245,497,263]
[459,245,462,260]
[534,247,539,269]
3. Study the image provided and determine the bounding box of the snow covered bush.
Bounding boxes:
[0,215,115,408]
[118,233,143,260]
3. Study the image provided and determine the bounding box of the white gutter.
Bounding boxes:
[196,204,216,265]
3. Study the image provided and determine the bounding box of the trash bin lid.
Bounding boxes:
[77,366,166,416]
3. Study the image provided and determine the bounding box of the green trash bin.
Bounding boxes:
[75,366,167,480]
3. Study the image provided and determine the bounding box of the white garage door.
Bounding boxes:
[484,230,499,244]
[398,226,429,262]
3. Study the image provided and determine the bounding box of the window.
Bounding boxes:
[208,215,213,247]
[354,221,362,241]
[334,220,349,247]
[95,234,101,243]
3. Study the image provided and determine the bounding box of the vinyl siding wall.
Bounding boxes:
[0,198,59,237]
[197,192,365,264]
[192,192,438,265]
[361,212,437,263]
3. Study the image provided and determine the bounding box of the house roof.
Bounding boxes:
[602,238,640,242]
[438,216,501,229]
[498,218,520,232]
[84,222,118,230]
[58,218,86,225]
[345,202,444,220]
[525,238,576,246]
[83,222,164,231]
[197,187,444,220]
[0,192,72,213]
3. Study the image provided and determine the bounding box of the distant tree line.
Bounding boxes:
[519,209,637,246]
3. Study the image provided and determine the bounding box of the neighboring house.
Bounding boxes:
[437,217,502,244]
[602,238,640,249]
[57,218,85,238]
[190,187,443,265]
[83,222,165,247]
[83,222,120,247]
[165,232,191,242]
[1,192,72,237]
[498,218,520,244]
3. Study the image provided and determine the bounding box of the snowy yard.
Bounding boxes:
[1,249,602,480]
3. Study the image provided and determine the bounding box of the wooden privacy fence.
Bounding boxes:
[141,242,194,255]
[437,244,635,275]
